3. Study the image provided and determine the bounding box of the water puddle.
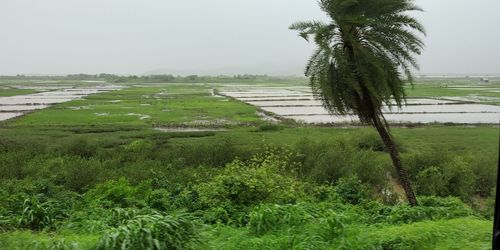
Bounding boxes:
[68,106,91,110]
[0,105,49,111]
[126,113,151,120]
[155,127,227,132]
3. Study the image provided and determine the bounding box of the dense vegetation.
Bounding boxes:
[0,81,497,249]
[0,127,496,249]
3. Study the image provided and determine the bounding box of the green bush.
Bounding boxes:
[123,139,155,153]
[18,196,68,231]
[195,149,305,209]
[318,212,346,241]
[96,212,199,250]
[379,197,473,224]
[334,176,371,205]
[248,203,314,235]
[0,179,78,229]
[84,178,151,208]
[403,148,452,179]
[255,124,284,132]
[469,156,497,197]
[62,207,153,234]
[353,131,385,152]
[441,158,476,201]
[148,188,172,211]
[0,151,31,179]
[410,152,477,201]
[442,159,476,201]
[416,166,446,196]
[62,137,98,158]
[28,238,80,250]
[164,137,241,168]
[294,139,388,187]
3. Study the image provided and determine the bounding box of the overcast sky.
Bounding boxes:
[0,0,499,76]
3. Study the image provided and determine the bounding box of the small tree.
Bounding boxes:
[290,0,425,206]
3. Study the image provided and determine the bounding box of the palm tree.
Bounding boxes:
[290,0,425,206]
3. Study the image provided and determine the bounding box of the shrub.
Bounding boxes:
[319,212,346,241]
[416,166,446,196]
[354,131,385,152]
[0,151,31,179]
[412,154,477,201]
[0,179,78,230]
[294,139,388,187]
[334,176,371,205]
[96,212,199,250]
[255,124,283,132]
[123,139,155,154]
[148,189,172,211]
[18,196,67,231]
[248,204,315,235]
[381,197,473,224]
[165,137,241,168]
[84,178,151,208]
[28,239,80,250]
[195,149,305,209]
[308,184,339,202]
[469,156,497,196]
[403,148,451,179]
[62,207,156,234]
[441,158,476,201]
[63,137,98,158]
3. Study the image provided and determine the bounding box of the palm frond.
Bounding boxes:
[292,0,424,123]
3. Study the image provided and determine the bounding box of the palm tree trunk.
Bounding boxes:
[372,115,418,206]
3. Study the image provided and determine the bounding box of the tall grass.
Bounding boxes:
[96,212,199,250]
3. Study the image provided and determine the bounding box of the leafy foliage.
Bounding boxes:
[18,196,67,231]
[249,204,315,235]
[195,148,305,209]
[334,175,371,205]
[290,0,425,121]
[96,212,199,250]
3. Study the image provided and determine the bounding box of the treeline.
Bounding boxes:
[0,74,303,84]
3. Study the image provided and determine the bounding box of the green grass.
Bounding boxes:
[166,125,498,157]
[353,217,491,249]
[0,88,39,97]
[198,217,491,250]
[405,82,500,104]
[0,231,99,250]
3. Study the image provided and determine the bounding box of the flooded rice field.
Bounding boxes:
[0,86,122,121]
[220,87,500,124]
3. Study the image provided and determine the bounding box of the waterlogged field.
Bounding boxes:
[0,86,122,122]
[220,79,500,124]
[0,77,498,249]
[2,85,262,127]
